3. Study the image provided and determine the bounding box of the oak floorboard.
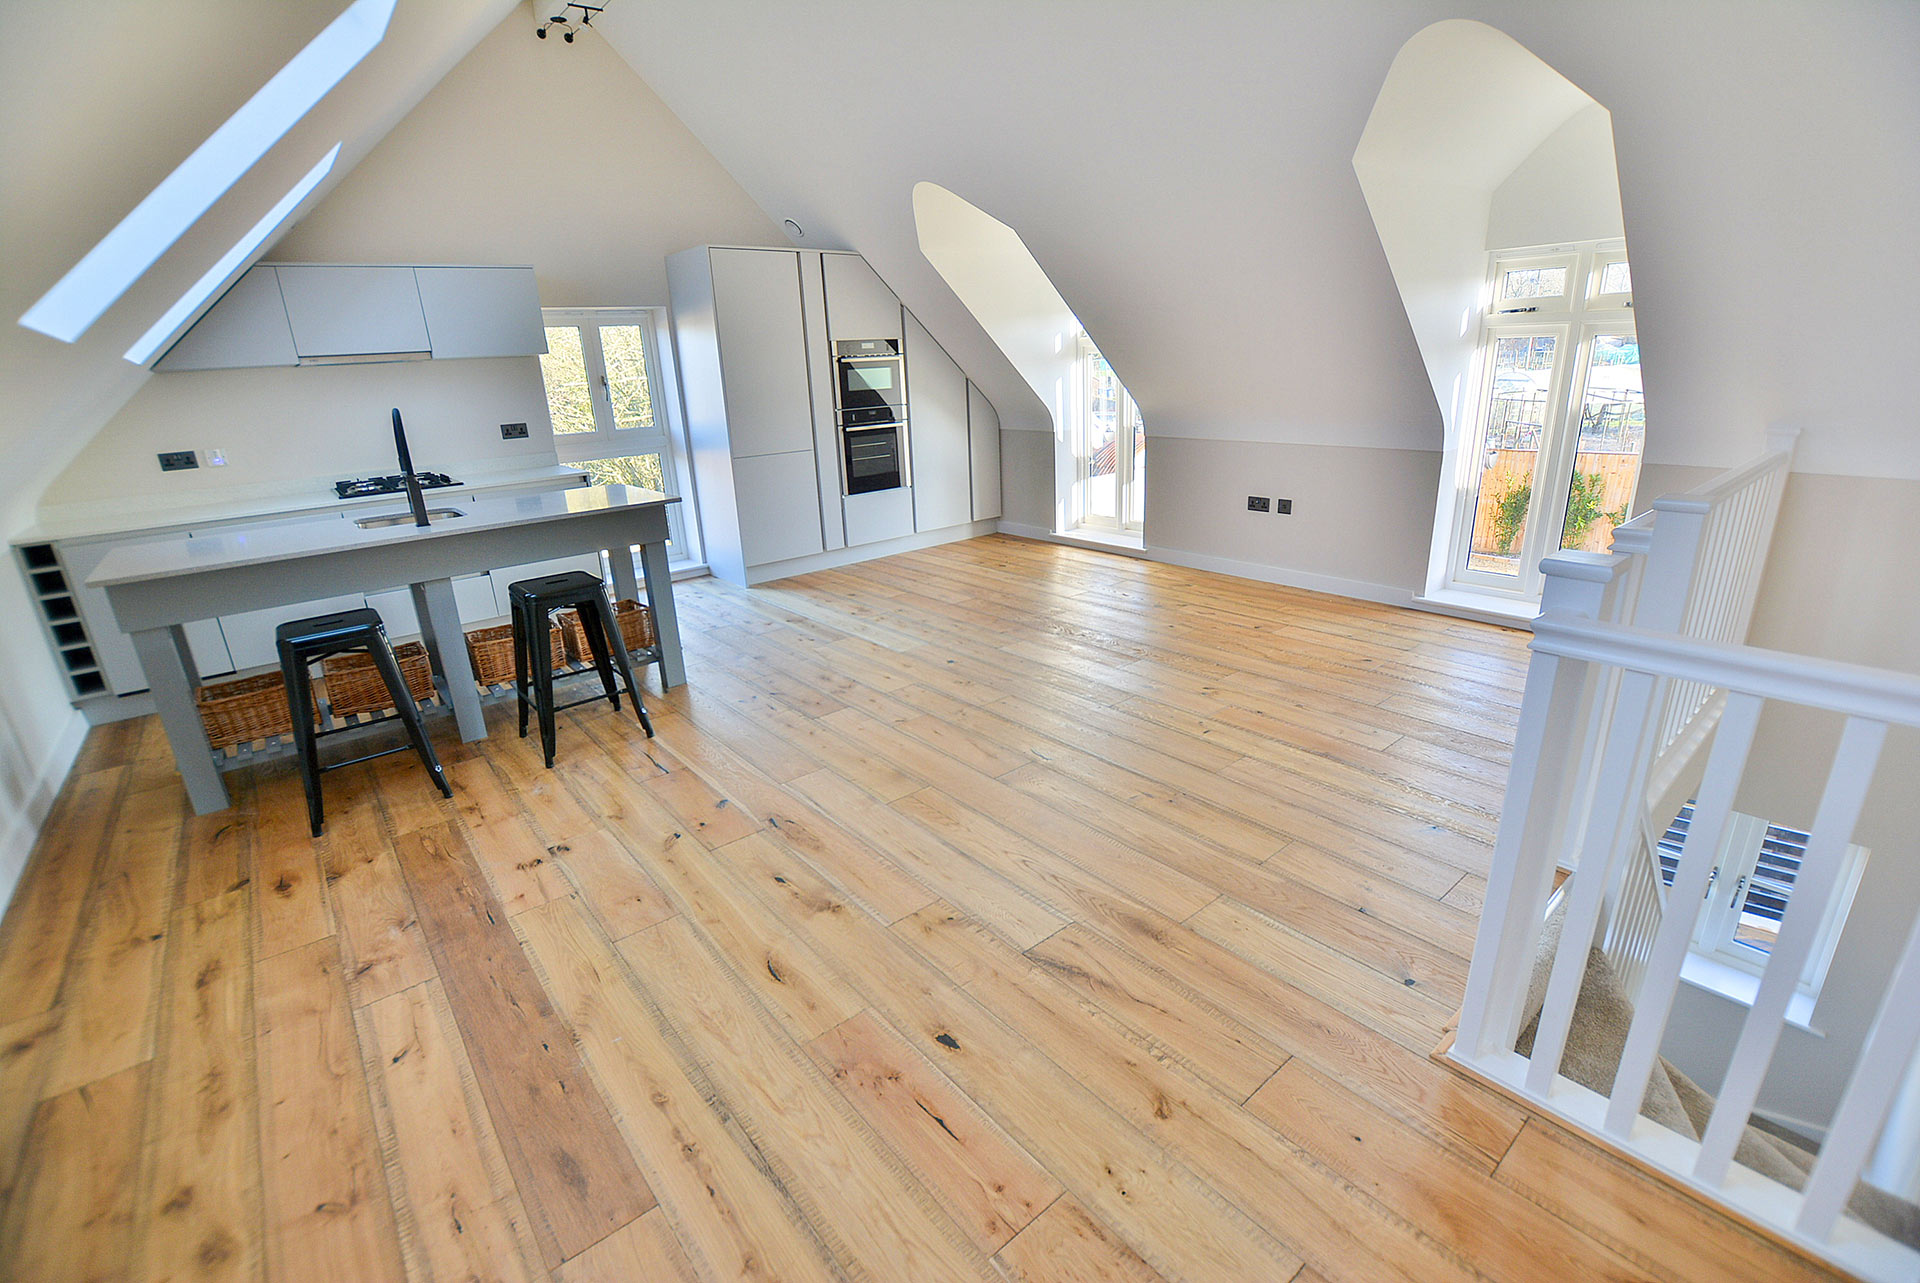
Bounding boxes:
[138,887,261,1283]
[394,823,652,1268]
[255,937,403,1282]
[994,1195,1170,1283]
[806,1008,1063,1253]
[0,1064,146,1283]
[362,979,536,1283]
[0,536,1849,1283]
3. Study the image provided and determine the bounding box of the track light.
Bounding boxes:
[536,3,603,43]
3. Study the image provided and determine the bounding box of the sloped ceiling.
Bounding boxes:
[0,0,518,533]
[591,1,1920,478]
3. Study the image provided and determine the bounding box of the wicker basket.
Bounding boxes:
[465,622,565,688]
[321,641,435,718]
[557,598,655,664]
[197,671,296,750]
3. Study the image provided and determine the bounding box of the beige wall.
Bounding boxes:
[1635,462,1920,1130]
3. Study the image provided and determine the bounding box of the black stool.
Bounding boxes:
[509,570,654,768]
[276,608,452,836]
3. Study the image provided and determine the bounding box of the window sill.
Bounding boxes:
[1414,586,1537,628]
[1679,951,1824,1036]
[1061,526,1144,553]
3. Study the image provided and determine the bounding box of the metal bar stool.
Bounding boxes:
[276,607,452,836]
[508,570,654,768]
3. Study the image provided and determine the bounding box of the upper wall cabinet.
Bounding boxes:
[153,266,298,371]
[415,267,546,360]
[822,253,904,341]
[276,265,430,358]
[151,264,544,371]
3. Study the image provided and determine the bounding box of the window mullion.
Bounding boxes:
[580,324,615,439]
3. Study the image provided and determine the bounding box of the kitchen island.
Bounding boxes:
[88,483,683,814]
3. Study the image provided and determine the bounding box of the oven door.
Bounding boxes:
[843,425,904,495]
[837,357,904,413]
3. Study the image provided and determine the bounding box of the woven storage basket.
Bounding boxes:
[557,598,655,664]
[465,622,565,688]
[197,671,297,750]
[321,641,435,718]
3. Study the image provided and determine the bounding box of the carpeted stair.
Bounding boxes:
[1516,895,1920,1249]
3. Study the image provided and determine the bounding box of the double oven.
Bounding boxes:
[833,338,909,495]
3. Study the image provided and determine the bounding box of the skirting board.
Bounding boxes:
[746,518,1002,586]
[0,708,89,919]
[996,521,1417,610]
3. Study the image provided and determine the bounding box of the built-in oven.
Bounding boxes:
[834,338,910,493]
[834,338,906,428]
[843,423,906,495]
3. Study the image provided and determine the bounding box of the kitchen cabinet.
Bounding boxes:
[153,265,297,372]
[415,267,546,360]
[968,381,1003,520]
[734,450,827,565]
[669,244,997,583]
[843,488,915,548]
[904,311,973,533]
[217,593,370,673]
[276,265,431,358]
[151,263,544,370]
[484,553,604,618]
[57,537,232,692]
[709,249,816,459]
[822,253,904,341]
[668,246,830,583]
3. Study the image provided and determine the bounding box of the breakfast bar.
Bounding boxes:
[88,483,683,814]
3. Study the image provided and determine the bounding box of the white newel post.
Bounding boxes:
[1453,552,1629,1061]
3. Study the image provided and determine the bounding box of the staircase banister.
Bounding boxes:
[1529,613,1920,726]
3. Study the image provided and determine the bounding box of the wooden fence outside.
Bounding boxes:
[1471,448,1641,556]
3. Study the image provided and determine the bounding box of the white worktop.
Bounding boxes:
[88,484,678,588]
[21,461,593,545]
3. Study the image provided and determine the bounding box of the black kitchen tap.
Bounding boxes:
[391,407,431,528]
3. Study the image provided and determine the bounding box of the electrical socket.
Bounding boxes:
[500,422,529,440]
[1275,498,1292,515]
[1246,495,1271,513]
[157,451,198,472]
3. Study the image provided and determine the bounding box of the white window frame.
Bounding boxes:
[1668,808,1868,1004]
[1447,239,1637,600]
[1072,334,1144,536]
[540,307,701,567]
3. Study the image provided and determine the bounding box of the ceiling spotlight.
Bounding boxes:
[536,3,603,43]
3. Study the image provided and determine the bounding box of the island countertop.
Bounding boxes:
[91,482,685,816]
[89,483,678,588]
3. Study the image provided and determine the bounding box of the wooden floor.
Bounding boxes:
[0,535,1842,1282]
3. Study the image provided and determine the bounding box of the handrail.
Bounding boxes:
[1530,612,1920,726]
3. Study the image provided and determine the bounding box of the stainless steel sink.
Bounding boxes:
[354,507,466,529]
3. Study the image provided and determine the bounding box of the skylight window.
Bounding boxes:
[19,0,395,344]
[124,145,341,367]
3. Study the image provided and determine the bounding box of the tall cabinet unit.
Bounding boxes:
[669,246,1003,585]
[668,247,828,584]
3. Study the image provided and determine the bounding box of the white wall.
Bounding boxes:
[40,356,559,517]
[272,2,784,306]
[39,2,783,519]
[1486,104,1626,250]
[911,182,1081,531]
